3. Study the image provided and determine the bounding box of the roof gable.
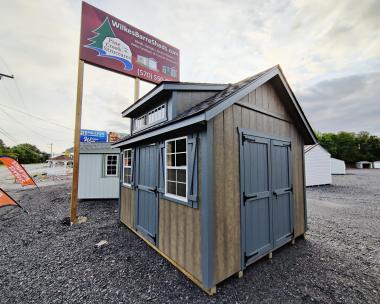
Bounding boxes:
[113,65,317,146]
[122,82,227,118]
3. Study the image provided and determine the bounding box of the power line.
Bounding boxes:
[0,127,50,158]
[0,72,14,79]
[0,103,73,131]
[0,108,67,143]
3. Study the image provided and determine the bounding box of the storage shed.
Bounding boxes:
[373,161,380,169]
[304,144,332,186]
[113,65,316,294]
[331,158,346,174]
[355,161,373,169]
[78,142,120,200]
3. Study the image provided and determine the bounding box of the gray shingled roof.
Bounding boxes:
[113,67,274,144]
[175,67,272,120]
[67,142,120,154]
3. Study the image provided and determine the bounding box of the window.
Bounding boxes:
[147,104,166,125]
[165,137,187,201]
[123,149,133,186]
[134,104,166,131]
[105,155,118,176]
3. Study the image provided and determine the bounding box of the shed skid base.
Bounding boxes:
[303,233,308,240]
[121,222,216,295]
[291,238,296,245]
[236,271,244,278]
[268,252,273,259]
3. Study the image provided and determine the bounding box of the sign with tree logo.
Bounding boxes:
[80,2,180,84]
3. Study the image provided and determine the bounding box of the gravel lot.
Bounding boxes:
[1,169,379,303]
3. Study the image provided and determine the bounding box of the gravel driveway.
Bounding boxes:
[1,169,379,303]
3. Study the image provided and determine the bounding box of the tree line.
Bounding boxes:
[317,131,380,164]
[0,139,49,164]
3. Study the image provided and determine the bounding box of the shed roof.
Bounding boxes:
[113,65,317,147]
[67,142,120,154]
[49,155,72,161]
[304,144,330,156]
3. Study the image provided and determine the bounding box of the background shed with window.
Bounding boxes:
[77,142,120,200]
[113,65,317,294]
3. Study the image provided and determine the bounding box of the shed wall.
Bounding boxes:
[158,137,203,282]
[305,146,332,186]
[119,137,203,284]
[331,158,346,175]
[120,186,135,228]
[78,154,119,199]
[212,81,306,284]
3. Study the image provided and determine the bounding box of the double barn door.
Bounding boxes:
[241,132,293,265]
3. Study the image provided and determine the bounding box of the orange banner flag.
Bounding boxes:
[0,156,37,187]
[0,188,18,208]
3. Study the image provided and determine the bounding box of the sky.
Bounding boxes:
[0,0,379,154]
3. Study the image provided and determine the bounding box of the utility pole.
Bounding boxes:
[50,143,53,158]
[0,72,14,80]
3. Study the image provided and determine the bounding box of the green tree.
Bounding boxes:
[10,143,44,164]
[317,131,380,164]
[86,17,115,49]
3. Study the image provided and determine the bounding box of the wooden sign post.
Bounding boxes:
[70,60,84,224]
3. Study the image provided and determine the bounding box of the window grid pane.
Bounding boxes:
[165,137,187,200]
[123,149,133,185]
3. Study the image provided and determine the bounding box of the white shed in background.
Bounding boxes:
[331,158,346,175]
[304,144,332,186]
[77,142,120,200]
[372,161,380,169]
[355,161,373,169]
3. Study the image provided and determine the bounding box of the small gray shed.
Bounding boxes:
[78,142,120,200]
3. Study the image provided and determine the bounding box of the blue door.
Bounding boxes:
[271,140,293,248]
[241,132,293,266]
[136,144,158,244]
[241,134,273,263]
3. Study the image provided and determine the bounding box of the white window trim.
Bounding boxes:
[164,136,188,202]
[104,154,118,177]
[123,149,133,186]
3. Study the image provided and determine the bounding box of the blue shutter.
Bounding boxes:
[158,143,165,193]
[188,136,198,208]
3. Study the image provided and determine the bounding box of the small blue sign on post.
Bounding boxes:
[80,129,108,143]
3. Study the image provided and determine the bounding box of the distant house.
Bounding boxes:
[331,158,346,175]
[373,161,380,169]
[47,155,73,168]
[304,144,332,186]
[355,161,373,169]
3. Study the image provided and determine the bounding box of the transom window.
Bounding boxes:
[165,137,187,201]
[123,149,133,186]
[134,104,166,131]
[105,155,118,176]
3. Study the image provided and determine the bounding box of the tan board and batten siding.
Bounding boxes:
[119,140,203,283]
[120,187,135,228]
[212,81,306,284]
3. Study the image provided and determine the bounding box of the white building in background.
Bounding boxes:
[77,143,120,200]
[355,161,373,169]
[331,158,346,175]
[304,144,332,186]
[372,161,380,169]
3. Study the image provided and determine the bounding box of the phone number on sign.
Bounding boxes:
[137,69,165,83]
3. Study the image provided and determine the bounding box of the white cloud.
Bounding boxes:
[0,0,378,154]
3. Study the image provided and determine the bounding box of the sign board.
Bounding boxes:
[0,156,36,187]
[80,129,108,143]
[108,131,128,143]
[80,2,180,84]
